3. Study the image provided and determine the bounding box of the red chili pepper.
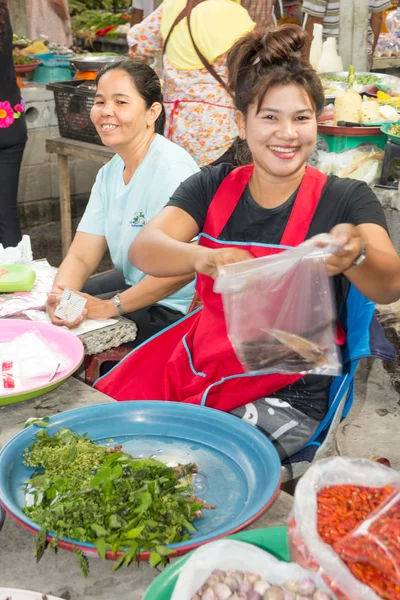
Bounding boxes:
[289,485,400,600]
[334,489,400,591]
[95,26,117,38]
[317,485,400,600]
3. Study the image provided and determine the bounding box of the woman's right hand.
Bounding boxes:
[46,288,88,329]
[193,247,253,279]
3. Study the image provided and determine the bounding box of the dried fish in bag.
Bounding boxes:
[214,236,342,375]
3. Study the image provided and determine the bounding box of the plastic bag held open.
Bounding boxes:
[214,235,342,376]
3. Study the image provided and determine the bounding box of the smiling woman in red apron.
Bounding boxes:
[96,25,400,459]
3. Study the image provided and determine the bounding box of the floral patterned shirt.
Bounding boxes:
[127,5,238,167]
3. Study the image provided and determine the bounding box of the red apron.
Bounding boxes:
[95,165,328,411]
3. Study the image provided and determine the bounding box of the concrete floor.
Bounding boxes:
[337,358,400,468]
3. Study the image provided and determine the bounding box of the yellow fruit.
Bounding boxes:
[377,90,392,101]
[21,41,49,55]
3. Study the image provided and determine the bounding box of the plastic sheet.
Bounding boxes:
[317,145,384,185]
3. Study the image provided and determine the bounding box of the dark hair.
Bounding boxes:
[96,59,166,135]
[227,24,325,117]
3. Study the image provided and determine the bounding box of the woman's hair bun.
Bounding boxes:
[227,24,306,94]
[227,23,324,118]
[261,24,306,64]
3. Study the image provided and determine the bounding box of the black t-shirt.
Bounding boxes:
[0,7,27,149]
[166,164,388,421]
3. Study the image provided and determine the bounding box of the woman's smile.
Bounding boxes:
[100,123,119,133]
[268,144,300,159]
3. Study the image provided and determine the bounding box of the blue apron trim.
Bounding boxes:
[183,334,206,378]
[200,370,276,407]
[93,306,203,387]
[199,232,293,251]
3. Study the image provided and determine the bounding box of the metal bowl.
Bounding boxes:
[69,55,128,72]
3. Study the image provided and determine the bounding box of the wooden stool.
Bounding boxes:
[84,346,132,385]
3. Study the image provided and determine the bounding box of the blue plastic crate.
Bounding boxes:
[32,59,73,84]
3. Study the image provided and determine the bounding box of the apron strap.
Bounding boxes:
[203,165,327,245]
[280,166,328,246]
[163,0,230,93]
[163,0,200,51]
[203,165,254,239]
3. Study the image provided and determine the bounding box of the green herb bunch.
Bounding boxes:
[23,427,207,576]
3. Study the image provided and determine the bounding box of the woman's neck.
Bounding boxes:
[116,130,156,185]
[249,164,306,209]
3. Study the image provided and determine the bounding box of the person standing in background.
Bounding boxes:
[0,0,27,248]
[275,0,303,26]
[27,0,73,47]
[128,0,255,167]
[302,0,392,65]
[241,0,275,27]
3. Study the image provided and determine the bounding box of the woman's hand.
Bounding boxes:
[193,247,253,279]
[314,224,364,276]
[46,286,118,329]
[74,290,119,320]
[46,288,88,329]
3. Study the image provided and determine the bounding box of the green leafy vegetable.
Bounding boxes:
[23,427,213,576]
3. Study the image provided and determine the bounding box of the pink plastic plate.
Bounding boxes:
[0,319,84,406]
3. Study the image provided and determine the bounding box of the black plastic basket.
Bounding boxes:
[47,80,103,146]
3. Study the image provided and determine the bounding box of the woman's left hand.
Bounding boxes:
[314,223,364,276]
[59,286,119,320]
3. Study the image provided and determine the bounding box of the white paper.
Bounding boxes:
[23,309,117,336]
[54,288,87,322]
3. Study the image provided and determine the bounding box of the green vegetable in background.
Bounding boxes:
[321,72,380,86]
[388,123,400,136]
[69,0,131,15]
[23,427,213,576]
[13,54,38,66]
[347,64,355,88]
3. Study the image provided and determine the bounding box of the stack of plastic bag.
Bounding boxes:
[0,330,72,394]
[317,146,384,187]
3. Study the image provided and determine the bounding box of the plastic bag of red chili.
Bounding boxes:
[288,457,400,600]
[334,488,400,588]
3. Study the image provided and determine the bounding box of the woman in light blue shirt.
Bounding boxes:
[46,60,199,345]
